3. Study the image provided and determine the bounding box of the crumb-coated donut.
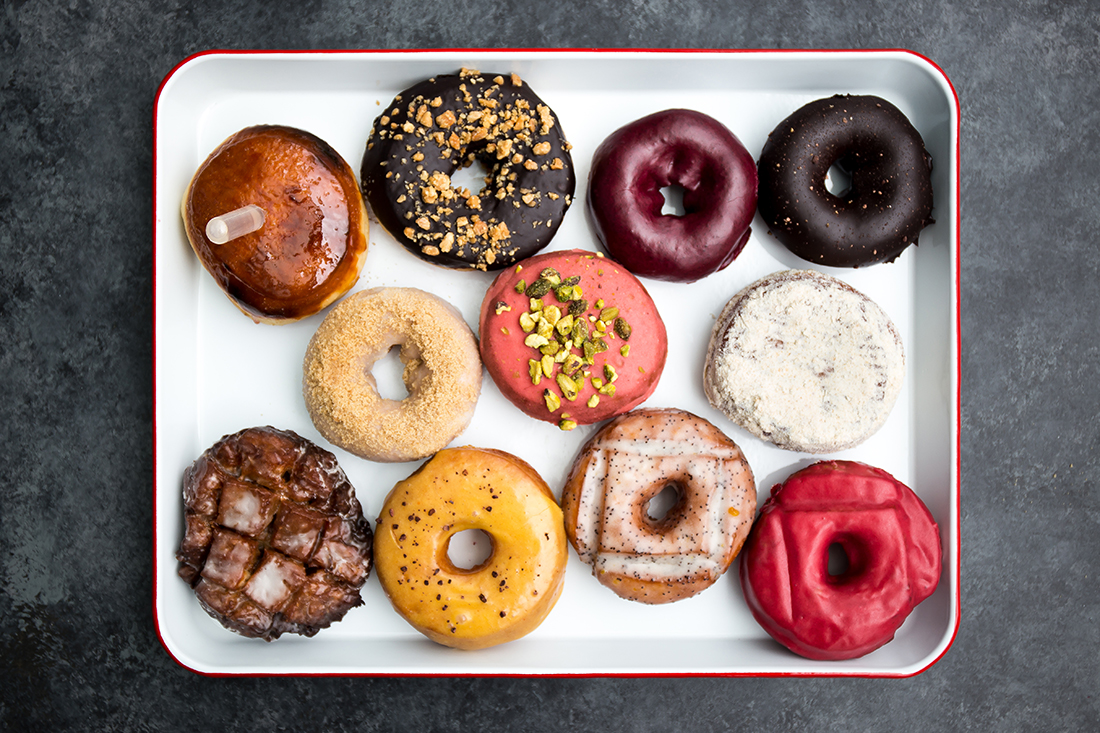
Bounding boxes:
[373,447,568,650]
[587,109,758,282]
[704,270,904,453]
[757,95,934,267]
[361,68,575,271]
[302,287,482,462]
[176,426,373,640]
[740,460,942,660]
[561,408,756,604]
[182,125,369,323]
[479,249,667,429]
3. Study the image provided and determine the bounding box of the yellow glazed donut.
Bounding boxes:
[374,447,568,650]
[302,287,482,462]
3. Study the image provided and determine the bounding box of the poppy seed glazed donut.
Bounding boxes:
[561,408,756,604]
[587,109,758,282]
[757,95,934,267]
[361,68,575,271]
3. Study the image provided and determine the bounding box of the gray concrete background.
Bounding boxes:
[2,0,1098,730]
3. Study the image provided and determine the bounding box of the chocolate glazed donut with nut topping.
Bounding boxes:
[361,68,576,271]
[756,95,934,267]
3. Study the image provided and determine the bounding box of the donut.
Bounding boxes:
[176,426,373,640]
[756,95,934,267]
[704,270,904,453]
[561,408,756,604]
[478,249,667,429]
[361,68,575,271]
[373,447,568,650]
[182,125,369,323]
[587,109,758,282]
[739,460,942,660]
[302,287,482,462]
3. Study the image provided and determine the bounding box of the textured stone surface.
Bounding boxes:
[2,0,1099,730]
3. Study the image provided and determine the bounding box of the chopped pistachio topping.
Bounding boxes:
[543,389,561,412]
[507,264,639,417]
[556,373,579,401]
[524,333,549,348]
[525,278,553,298]
[555,313,574,336]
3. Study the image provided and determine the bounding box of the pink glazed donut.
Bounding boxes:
[586,109,757,282]
[739,460,942,661]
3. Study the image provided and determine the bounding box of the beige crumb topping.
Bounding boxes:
[303,287,482,462]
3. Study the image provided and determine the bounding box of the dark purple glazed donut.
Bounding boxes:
[361,69,575,271]
[757,95,934,268]
[586,109,758,283]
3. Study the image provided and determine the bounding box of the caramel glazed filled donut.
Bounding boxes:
[374,447,568,650]
[302,287,482,463]
[757,95,934,267]
[561,408,756,603]
[182,125,369,323]
[361,68,576,271]
[177,426,373,640]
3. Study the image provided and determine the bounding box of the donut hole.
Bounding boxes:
[370,345,410,400]
[659,184,687,217]
[827,542,851,577]
[825,162,853,198]
[646,483,683,523]
[450,155,492,198]
[446,528,494,571]
[825,536,870,585]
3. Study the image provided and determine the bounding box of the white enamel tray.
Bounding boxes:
[153,49,959,676]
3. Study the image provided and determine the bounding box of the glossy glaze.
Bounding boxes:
[183,125,368,322]
[587,109,757,282]
[739,460,941,660]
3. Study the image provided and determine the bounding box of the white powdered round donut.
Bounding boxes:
[703,270,904,453]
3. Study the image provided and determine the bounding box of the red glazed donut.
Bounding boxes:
[739,460,941,660]
[586,109,757,283]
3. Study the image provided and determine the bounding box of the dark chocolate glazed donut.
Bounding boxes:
[757,95,934,268]
[361,69,575,271]
[586,109,758,283]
